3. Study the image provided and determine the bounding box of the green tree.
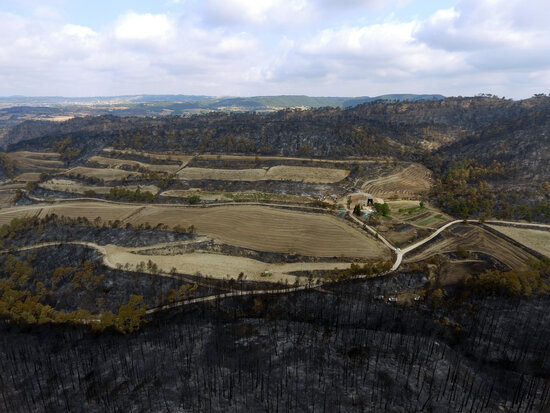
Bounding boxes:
[116,295,146,333]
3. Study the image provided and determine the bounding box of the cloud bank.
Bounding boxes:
[0,0,548,98]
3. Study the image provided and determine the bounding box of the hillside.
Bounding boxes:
[2,96,550,222]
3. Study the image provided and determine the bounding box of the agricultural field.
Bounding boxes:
[5,151,65,172]
[103,245,358,285]
[65,166,141,182]
[0,191,15,208]
[0,202,389,260]
[405,224,537,270]
[487,225,550,257]
[13,172,42,182]
[88,155,182,173]
[39,178,159,196]
[161,189,315,203]
[386,200,451,228]
[361,164,433,199]
[102,148,192,163]
[177,165,349,183]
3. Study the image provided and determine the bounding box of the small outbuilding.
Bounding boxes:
[349,192,384,207]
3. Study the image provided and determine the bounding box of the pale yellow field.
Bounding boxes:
[6,151,64,172]
[0,203,141,226]
[177,165,349,183]
[0,203,389,259]
[39,179,159,195]
[66,166,141,182]
[103,245,358,285]
[125,205,386,258]
[487,225,550,257]
[14,172,42,182]
[362,164,433,199]
[89,156,182,173]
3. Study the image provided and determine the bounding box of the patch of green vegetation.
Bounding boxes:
[415,217,437,226]
[374,202,390,216]
[188,195,201,204]
[0,252,147,333]
[105,186,155,203]
[468,258,550,298]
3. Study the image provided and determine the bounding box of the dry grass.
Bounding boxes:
[6,151,64,172]
[126,205,386,258]
[0,191,15,208]
[104,245,356,285]
[13,173,42,182]
[177,165,349,183]
[65,166,141,182]
[487,225,550,257]
[361,164,433,199]
[0,203,142,226]
[89,156,181,173]
[405,224,537,270]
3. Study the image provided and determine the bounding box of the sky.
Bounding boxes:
[0,0,549,98]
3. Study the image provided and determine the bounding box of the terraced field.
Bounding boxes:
[405,224,537,270]
[361,164,433,199]
[89,156,182,173]
[102,148,192,163]
[65,166,141,182]
[6,151,64,172]
[161,189,313,203]
[177,165,349,183]
[39,178,159,195]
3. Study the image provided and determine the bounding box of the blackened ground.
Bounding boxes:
[0,245,220,313]
[0,285,548,412]
[4,223,194,248]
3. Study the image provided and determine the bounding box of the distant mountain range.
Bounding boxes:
[0,94,445,112]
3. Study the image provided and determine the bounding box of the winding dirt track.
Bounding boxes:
[2,188,549,316]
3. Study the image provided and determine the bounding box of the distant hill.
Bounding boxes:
[0,94,444,112]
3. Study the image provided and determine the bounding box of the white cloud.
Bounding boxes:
[114,12,175,45]
[2,1,550,98]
